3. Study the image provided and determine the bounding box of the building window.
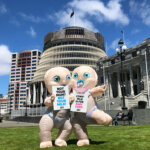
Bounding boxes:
[20,87,26,89]
[111,59,115,64]
[26,78,30,80]
[32,57,36,59]
[32,51,37,56]
[21,83,26,85]
[20,90,26,93]
[65,29,84,35]
[12,54,16,58]
[132,51,137,57]
[133,71,137,79]
[20,94,26,96]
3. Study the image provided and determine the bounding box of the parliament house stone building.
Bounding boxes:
[97,38,150,110]
[26,26,150,110]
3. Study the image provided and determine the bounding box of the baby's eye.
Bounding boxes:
[73,73,78,79]
[53,76,60,82]
[83,72,90,78]
[66,75,71,81]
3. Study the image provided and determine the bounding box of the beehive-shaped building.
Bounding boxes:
[27,26,106,106]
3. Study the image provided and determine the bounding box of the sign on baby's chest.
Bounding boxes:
[71,88,89,113]
[52,86,70,110]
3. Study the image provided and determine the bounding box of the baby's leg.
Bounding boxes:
[72,118,89,146]
[91,109,112,125]
[39,114,54,148]
[55,119,72,146]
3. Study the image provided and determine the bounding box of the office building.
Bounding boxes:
[8,49,41,110]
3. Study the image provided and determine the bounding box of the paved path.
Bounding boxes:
[0,120,38,127]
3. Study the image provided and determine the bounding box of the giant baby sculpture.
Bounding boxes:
[39,67,74,148]
[71,66,112,146]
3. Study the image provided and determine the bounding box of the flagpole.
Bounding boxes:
[70,10,75,26]
[121,30,125,44]
[74,12,75,26]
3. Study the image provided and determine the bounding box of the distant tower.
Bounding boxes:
[28,26,106,107]
[8,49,41,110]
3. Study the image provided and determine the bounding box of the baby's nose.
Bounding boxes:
[62,80,66,84]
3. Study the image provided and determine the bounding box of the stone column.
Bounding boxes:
[117,71,121,97]
[129,67,134,96]
[40,82,43,104]
[105,74,109,99]
[137,67,140,93]
[108,73,113,98]
[33,83,36,104]
[27,86,31,105]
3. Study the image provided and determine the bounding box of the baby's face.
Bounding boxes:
[44,67,72,93]
[72,66,98,89]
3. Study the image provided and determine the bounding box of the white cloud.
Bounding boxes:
[109,38,120,50]
[19,13,46,23]
[0,4,7,14]
[27,27,36,37]
[0,45,11,76]
[129,0,150,25]
[131,29,140,34]
[10,19,20,27]
[49,0,129,31]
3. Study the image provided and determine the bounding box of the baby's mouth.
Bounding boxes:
[77,80,84,87]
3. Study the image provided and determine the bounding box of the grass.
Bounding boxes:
[0,125,150,150]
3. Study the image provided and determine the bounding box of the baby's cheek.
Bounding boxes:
[85,79,96,89]
[72,80,78,88]
[48,81,59,86]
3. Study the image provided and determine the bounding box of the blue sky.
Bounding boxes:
[0,0,150,96]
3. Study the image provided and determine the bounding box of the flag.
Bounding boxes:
[70,10,74,18]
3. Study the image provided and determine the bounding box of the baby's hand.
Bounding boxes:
[69,93,75,103]
[90,85,106,97]
[50,94,55,101]
[44,94,55,106]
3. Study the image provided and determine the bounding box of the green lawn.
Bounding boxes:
[0,125,150,150]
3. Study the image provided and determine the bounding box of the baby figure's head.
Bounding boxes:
[72,66,98,89]
[44,67,72,93]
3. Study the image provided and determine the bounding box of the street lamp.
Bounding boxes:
[116,39,127,110]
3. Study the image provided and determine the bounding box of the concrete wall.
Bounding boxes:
[105,109,150,125]
[10,109,150,125]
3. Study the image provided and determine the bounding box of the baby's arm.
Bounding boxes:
[90,85,106,98]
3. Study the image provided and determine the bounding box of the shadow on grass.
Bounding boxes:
[51,139,107,145]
